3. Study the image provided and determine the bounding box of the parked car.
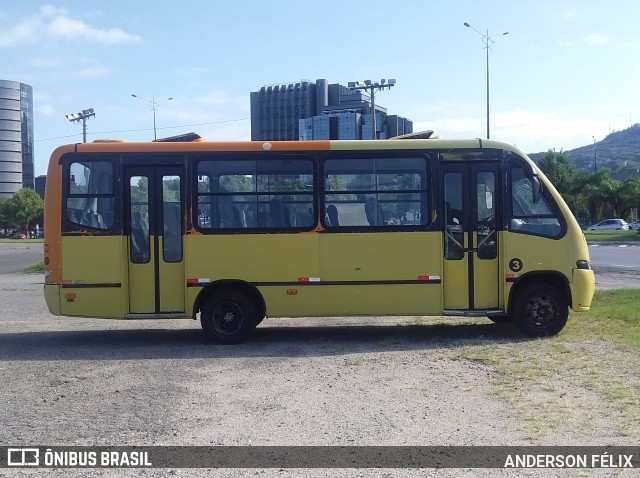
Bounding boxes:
[587,219,630,230]
[628,219,640,230]
[9,232,27,239]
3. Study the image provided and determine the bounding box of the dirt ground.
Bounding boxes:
[1,272,638,477]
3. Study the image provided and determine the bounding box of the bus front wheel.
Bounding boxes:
[200,289,258,344]
[513,284,568,337]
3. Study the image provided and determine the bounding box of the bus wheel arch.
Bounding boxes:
[509,273,570,337]
[194,281,266,344]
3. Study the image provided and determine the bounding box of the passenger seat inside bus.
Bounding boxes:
[83,197,106,229]
[326,205,339,226]
[217,194,247,228]
[365,197,384,226]
[232,206,247,227]
[269,199,291,227]
[85,212,106,229]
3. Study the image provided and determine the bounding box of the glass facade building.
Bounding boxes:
[0,80,34,198]
[250,79,412,142]
[250,80,317,141]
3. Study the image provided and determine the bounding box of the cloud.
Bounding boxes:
[39,104,56,117]
[0,5,142,48]
[582,33,610,46]
[25,55,110,80]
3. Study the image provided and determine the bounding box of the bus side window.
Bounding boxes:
[162,174,182,262]
[130,175,150,263]
[66,160,115,230]
[443,172,464,260]
[323,156,428,228]
[509,164,562,238]
[196,157,314,231]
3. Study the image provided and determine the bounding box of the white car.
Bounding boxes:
[587,219,630,230]
[628,220,640,230]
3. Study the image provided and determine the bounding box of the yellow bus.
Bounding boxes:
[43,132,595,344]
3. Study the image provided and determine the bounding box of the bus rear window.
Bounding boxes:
[66,160,115,230]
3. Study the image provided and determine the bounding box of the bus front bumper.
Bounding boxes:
[570,268,595,312]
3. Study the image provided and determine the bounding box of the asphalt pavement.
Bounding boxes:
[0,242,43,274]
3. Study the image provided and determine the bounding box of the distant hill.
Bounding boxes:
[529,124,640,181]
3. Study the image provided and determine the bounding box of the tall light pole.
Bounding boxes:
[347,79,396,139]
[65,108,95,143]
[131,94,173,140]
[464,22,508,139]
[592,136,597,172]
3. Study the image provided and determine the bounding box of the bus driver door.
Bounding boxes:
[442,162,500,312]
[126,166,185,315]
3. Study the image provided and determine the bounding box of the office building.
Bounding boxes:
[250,79,412,141]
[0,80,34,198]
[35,175,47,200]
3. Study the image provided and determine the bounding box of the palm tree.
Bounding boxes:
[578,169,622,223]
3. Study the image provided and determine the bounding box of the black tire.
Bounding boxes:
[513,284,568,337]
[200,289,258,344]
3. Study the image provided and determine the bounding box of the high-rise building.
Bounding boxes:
[0,80,34,198]
[35,175,47,200]
[250,79,412,141]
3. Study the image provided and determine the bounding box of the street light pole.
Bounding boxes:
[65,108,96,143]
[347,79,396,139]
[592,136,597,172]
[131,94,173,140]
[464,22,508,139]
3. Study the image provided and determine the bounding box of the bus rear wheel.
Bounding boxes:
[200,289,258,344]
[513,284,568,337]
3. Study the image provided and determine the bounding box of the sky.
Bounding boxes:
[1,1,639,177]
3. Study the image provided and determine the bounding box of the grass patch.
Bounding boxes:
[451,289,640,441]
[22,261,44,274]
[0,238,43,243]
[583,229,640,242]
[564,289,640,350]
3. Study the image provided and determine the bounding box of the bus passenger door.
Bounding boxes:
[442,163,500,311]
[126,167,185,314]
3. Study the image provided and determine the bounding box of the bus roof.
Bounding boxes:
[50,134,529,159]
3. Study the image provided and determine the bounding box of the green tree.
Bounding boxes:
[577,169,623,223]
[537,149,577,194]
[618,176,640,219]
[7,188,44,236]
[537,149,585,216]
[0,197,16,231]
